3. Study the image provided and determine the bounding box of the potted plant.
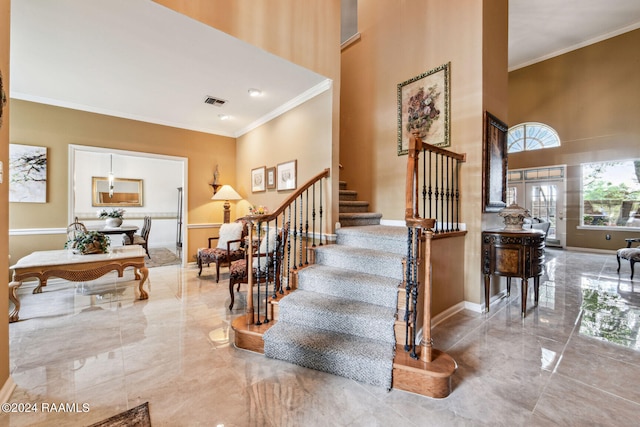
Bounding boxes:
[98,208,125,227]
[65,231,110,254]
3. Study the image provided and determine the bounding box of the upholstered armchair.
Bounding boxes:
[228,222,289,310]
[197,220,248,282]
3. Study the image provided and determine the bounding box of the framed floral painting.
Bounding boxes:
[397,62,450,155]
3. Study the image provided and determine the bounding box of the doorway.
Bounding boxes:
[507,166,566,248]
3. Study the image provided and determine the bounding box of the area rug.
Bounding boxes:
[145,248,181,268]
[88,402,151,426]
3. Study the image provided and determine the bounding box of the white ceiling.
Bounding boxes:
[10,1,640,137]
[509,0,640,70]
[10,0,330,138]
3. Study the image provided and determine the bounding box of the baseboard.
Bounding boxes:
[431,302,466,327]
[0,376,16,404]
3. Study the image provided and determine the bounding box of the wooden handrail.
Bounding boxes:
[239,168,331,326]
[239,168,331,224]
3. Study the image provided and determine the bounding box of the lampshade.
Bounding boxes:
[211,185,242,201]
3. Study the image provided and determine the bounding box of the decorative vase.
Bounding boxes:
[105,217,123,228]
[498,203,530,230]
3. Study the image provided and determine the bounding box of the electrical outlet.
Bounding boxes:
[606,234,611,240]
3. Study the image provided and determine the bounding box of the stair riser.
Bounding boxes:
[278,305,396,343]
[336,232,406,255]
[339,217,381,227]
[264,341,392,388]
[339,191,357,201]
[339,204,370,213]
[315,248,404,280]
[297,269,399,309]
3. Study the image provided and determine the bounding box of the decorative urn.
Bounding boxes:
[498,203,530,231]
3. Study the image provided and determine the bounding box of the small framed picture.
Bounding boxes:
[266,166,276,190]
[251,166,266,193]
[277,160,297,191]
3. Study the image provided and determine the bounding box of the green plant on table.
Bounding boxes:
[65,231,110,254]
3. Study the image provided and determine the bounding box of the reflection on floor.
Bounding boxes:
[3,248,640,426]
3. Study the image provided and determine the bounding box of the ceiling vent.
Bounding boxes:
[204,96,227,107]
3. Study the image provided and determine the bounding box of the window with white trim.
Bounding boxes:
[507,123,561,153]
[581,160,640,228]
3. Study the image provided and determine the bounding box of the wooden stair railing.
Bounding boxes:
[397,132,465,397]
[238,168,331,327]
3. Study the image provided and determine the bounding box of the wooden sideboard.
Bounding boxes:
[482,228,545,317]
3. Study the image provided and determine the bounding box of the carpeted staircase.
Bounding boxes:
[338,180,383,226]
[263,224,407,389]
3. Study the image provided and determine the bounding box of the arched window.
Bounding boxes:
[507,123,560,153]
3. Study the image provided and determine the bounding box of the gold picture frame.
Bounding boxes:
[397,62,451,155]
[266,166,276,190]
[92,176,143,207]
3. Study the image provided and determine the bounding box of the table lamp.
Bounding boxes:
[211,185,242,223]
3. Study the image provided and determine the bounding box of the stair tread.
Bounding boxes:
[300,264,400,289]
[264,321,394,360]
[280,290,396,319]
[339,212,382,218]
[315,243,403,261]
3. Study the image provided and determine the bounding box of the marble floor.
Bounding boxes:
[2,247,640,426]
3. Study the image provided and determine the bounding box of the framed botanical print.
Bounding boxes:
[397,62,451,155]
[277,160,297,191]
[482,111,508,212]
[266,166,276,190]
[251,166,266,193]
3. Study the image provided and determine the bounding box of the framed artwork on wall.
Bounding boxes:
[397,62,451,155]
[482,111,508,213]
[266,166,276,190]
[9,144,47,203]
[277,160,297,191]
[251,166,266,193]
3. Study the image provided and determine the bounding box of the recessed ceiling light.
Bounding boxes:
[248,88,262,97]
[218,114,230,120]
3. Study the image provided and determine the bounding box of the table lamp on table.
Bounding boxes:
[211,185,243,223]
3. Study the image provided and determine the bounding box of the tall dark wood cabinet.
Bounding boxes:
[482,229,545,317]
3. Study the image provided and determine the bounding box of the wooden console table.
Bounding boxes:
[8,246,149,323]
[482,229,545,317]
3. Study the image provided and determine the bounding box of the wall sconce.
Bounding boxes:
[211,185,243,223]
[210,164,221,195]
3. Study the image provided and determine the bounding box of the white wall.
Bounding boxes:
[73,148,184,247]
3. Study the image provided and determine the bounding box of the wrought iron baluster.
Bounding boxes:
[445,156,451,232]
[422,148,427,219]
[312,183,317,247]
[428,151,433,219]
[455,159,460,231]
[404,227,413,352]
[286,207,292,290]
[305,189,309,265]
[298,194,303,268]
[292,199,298,271]
[319,179,324,246]
[434,153,439,233]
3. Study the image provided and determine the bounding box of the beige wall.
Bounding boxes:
[0,0,10,399]
[509,29,640,250]
[155,0,342,229]
[340,0,508,305]
[9,100,236,263]
[236,91,334,228]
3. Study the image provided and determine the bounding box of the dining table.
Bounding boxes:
[89,224,139,245]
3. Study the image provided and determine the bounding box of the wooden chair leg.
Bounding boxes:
[216,262,221,283]
[197,254,203,276]
[617,254,621,273]
[229,280,236,310]
[631,260,636,280]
